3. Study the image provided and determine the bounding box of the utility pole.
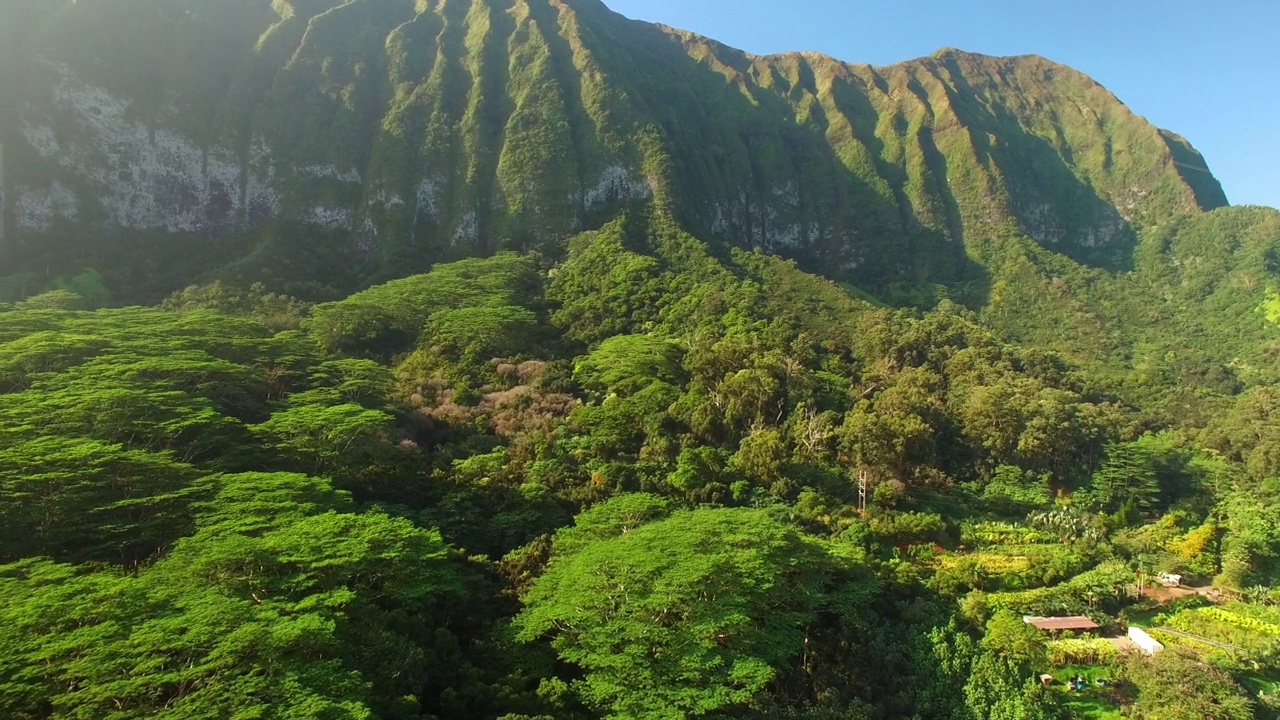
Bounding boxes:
[857,469,869,516]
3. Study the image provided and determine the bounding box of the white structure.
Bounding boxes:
[1128,626,1165,655]
[1157,573,1183,587]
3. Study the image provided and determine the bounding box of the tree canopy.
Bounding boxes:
[4,209,1280,718]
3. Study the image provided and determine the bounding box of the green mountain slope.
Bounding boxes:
[975,205,1280,417]
[0,0,1225,300]
[7,4,1280,718]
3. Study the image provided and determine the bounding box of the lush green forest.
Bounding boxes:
[3,207,1279,719]
[3,1,1280,718]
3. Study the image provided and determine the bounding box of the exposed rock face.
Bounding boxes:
[17,64,281,236]
[0,0,1227,297]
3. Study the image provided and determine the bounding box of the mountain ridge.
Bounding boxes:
[0,0,1230,301]
[7,5,1280,719]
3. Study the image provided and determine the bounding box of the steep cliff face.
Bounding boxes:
[0,0,1226,298]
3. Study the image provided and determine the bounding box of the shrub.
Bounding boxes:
[1046,638,1117,666]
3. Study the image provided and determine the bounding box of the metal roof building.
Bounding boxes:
[1022,615,1100,632]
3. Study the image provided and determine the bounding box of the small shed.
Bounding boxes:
[1022,615,1100,632]
[1127,626,1165,655]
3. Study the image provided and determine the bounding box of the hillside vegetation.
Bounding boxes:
[3,212,1280,718]
[1,1,1279,718]
[3,0,1221,300]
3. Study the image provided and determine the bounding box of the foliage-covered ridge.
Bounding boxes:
[1,0,1225,300]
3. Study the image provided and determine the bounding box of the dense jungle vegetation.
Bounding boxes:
[4,208,1280,719]
[3,2,1280,718]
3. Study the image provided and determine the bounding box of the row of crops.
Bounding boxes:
[960,520,1060,547]
[1047,638,1119,666]
[1154,602,1280,661]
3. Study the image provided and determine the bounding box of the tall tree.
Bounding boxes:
[515,502,837,718]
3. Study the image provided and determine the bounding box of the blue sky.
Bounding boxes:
[603,0,1279,209]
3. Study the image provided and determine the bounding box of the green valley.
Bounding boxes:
[1,1,1278,718]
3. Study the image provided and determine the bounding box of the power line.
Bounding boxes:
[1170,160,1215,175]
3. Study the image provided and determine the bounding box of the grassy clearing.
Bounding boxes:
[1061,693,1126,720]
[1047,664,1125,719]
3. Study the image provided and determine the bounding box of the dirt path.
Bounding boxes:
[1141,584,1224,603]
[1107,636,1140,653]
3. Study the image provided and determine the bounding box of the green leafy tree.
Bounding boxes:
[981,610,1048,669]
[964,653,1062,720]
[901,623,979,720]
[162,281,309,331]
[983,465,1052,508]
[667,446,734,501]
[425,306,541,363]
[0,437,199,564]
[15,289,86,310]
[549,493,671,557]
[1118,649,1253,720]
[574,334,685,398]
[1216,481,1280,588]
[515,503,835,719]
[252,403,395,475]
[1089,441,1160,515]
[549,220,668,345]
[0,510,466,720]
[732,426,791,493]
